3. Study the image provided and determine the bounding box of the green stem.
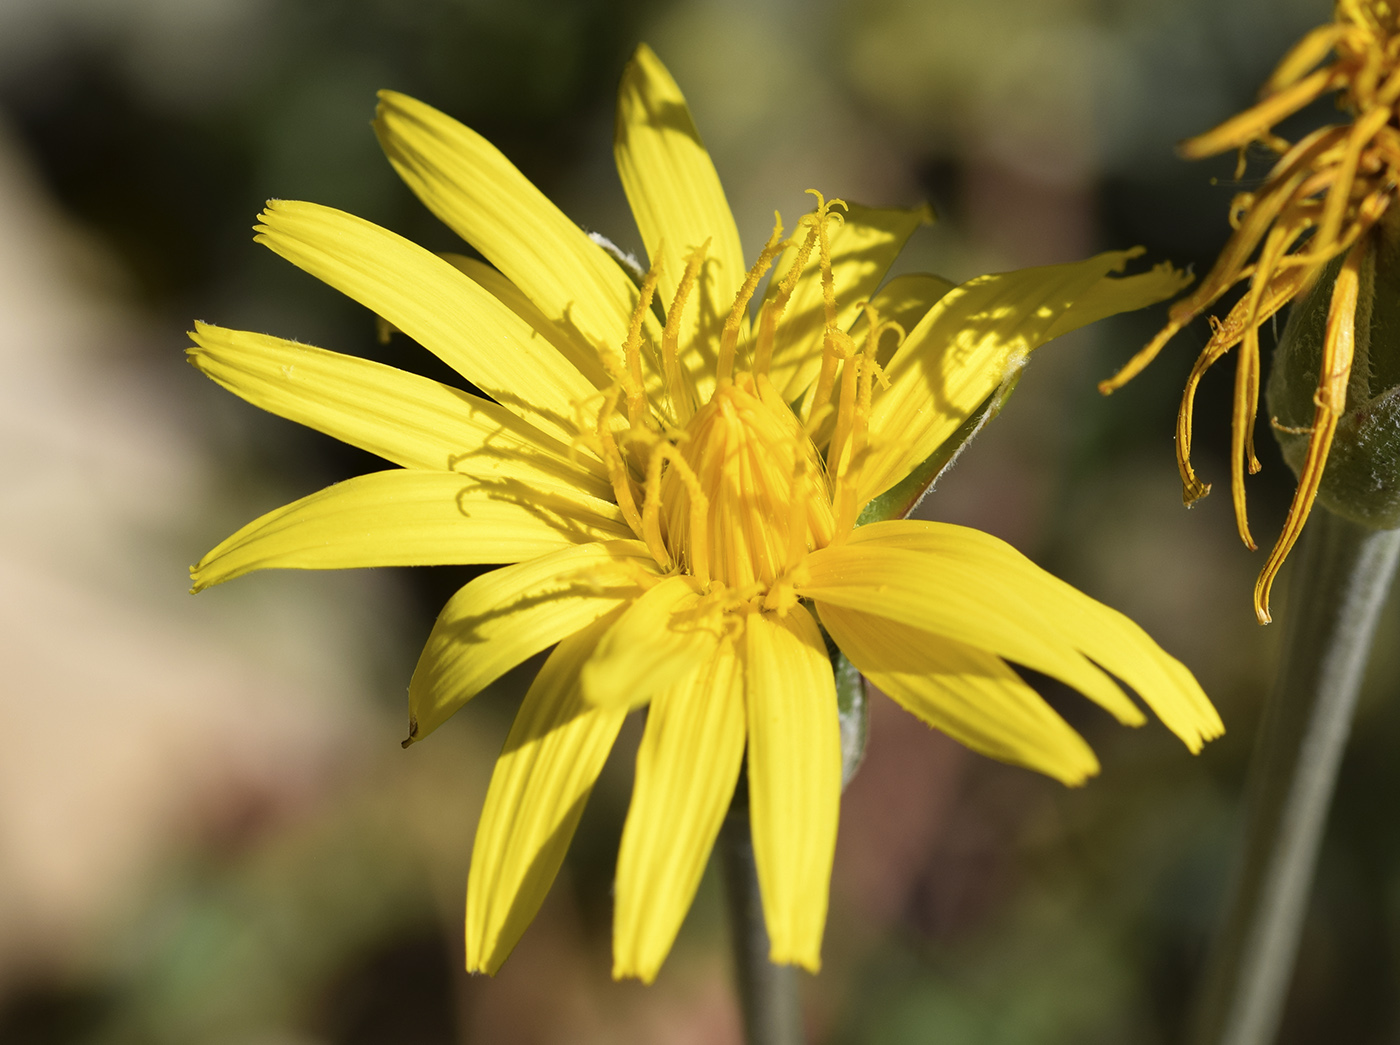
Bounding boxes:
[1189,509,1400,1045]
[720,785,804,1045]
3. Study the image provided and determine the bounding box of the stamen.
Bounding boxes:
[753,214,820,376]
[826,308,866,480]
[662,240,709,424]
[831,306,900,535]
[642,442,710,588]
[621,252,664,431]
[594,386,646,542]
[716,216,786,386]
[806,190,850,416]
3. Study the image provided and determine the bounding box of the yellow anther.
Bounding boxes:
[621,253,663,431]
[662,240,709,424]
[594,386,646,541]
[826,330,863,481]
[642,441,710,587]
[806,191,850,416]
[716,216,787,387]
[753,212,820,376]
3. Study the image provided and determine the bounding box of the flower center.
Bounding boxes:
[582,191,901,607]
[662,374,834,591]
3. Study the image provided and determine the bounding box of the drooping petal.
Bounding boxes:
[407,541,657,743]
[438,253,613,392]
[615,44,746,388]
[374,90,656,365]
[819,603,1099,785]
[745,606,841,971]
[860,250,1177,503]
[767,202,933,402]
[188,322,609,497]
[465,613,628,975]
[840,520,1223,750]
[254,200,597,449]
[799,535,1144,727]
[190,470,630,591]
[580,575,724,709]
[612,638,745,983]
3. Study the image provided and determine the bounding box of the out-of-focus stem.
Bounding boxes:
[720,785,804,1045]
[1190,509,1400,1045]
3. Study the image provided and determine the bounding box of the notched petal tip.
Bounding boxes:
[188,561,216,594]
[1060,764,1098,789]
[610,959,660,986]
[767,945,822,974]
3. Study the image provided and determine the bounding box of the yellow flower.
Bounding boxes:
[1100,0,1400,623]
[190,45,1222,981]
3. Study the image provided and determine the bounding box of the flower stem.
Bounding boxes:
[1190,509,1400,1045]
[720,785,804,1045]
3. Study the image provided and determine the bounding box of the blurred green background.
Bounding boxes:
[3,0,1397,1042]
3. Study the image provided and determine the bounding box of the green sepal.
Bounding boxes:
[816,620,869,790]
[1268,216,1400,530]
[833,649,868,791]
[855,368,1023,526]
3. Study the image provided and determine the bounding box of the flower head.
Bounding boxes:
[1100,0,1400,622]
[190,45,1221,981]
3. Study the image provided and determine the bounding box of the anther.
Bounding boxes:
[806,191,850,416]
[594,386,645,540]
[753,213,820,376]
[642,442,710,588]
[716,216,787,387]
[662,240,709,424]
[621,253,664,431]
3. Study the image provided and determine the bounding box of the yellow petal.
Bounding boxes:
[613,639,745,983]
[745,606,841,971]
[1044,259,1193,341]
[860,250,1163,504]
[438,253,613,392]
[254,199,596,450]
[799,533,1143,726]
[407,541,656,743]
[466,613,628,974]
[845,520,1223,751]
[768,202,933,402]
[818,603,1099,785]
[865,273,957,362]
[580,575,724,709]
[190,469,630,591]
[375,90,655,366]
[615,44,746,393]
[188,322,609,497]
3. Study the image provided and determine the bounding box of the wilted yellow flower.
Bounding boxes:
[1100,0,1400,622]
[190,45,1221,981]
